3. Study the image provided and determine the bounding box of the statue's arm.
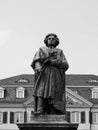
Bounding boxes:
[31,48,43,72]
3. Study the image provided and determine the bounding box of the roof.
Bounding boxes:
[0,74,98,86]
[0,87,33,104]
[0,74,34,85]
[68,87,98,104]
[0,74,98,105]
[66,74,98,86]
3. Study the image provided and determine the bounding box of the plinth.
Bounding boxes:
[17,115,78,130]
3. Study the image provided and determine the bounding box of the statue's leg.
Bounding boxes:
[43,98,55,114]
[36,97,44,114]
[33,96,38,114]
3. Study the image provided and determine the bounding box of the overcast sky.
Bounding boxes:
[0,0,98,79]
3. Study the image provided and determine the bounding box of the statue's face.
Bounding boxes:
[47,35,56,47]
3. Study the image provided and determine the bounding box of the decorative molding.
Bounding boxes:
[23,97,34,106]
[66,88,93,106]
[66,95,83,106]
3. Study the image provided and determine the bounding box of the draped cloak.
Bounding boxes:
[31,46,69,113]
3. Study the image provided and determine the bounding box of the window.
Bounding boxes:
[16,87,25,98]
[93,112,98,123]
[0,112,3,123]
[71,112,80,123]
[0,91,3,98]
[93,92,98,98]
[88,79,98,83]
[15,112,24,123]
[3,112,7,123]
[10,112,14,123]
[0,87,4,98]
[17,91,23,98]
[92,88,98,98]
[17,79,29,83]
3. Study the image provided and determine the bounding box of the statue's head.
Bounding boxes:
[44,33,59,48]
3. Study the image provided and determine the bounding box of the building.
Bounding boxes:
[0,74,98,130]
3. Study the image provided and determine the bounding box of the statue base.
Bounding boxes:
[17,115,78,130]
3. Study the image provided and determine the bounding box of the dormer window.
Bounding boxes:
[16,87,25,98]
[92,88,98,98]
[0,87,4,98]
[88,79,98,83]
[16,79,29,83]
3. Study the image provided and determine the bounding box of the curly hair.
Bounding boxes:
[44,33,60,47]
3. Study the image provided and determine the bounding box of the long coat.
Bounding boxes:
[31,46,69,112]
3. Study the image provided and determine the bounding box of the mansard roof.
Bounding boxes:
[66,74,98,86]
[0,74,34,85]
[0,87,33,104]
[68,87,98,104]
[0,74,98,106]
[0,74,98,86]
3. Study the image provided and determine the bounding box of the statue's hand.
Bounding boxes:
[49,51,57,58]
[35,67,42,73]
[50,59,57,65]
[44,59,51,66]
[44,52,57,66]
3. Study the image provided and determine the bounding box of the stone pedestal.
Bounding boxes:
[17,115,78,130]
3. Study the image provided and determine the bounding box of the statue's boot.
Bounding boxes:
[34,97,44,115]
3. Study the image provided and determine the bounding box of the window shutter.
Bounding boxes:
[4,89,7,97]
[25,89,27,98]
[3,112,7,123]
[66,111,70,123]
[10,112,14,123]
[24,111,27,123]
[89,111,92,124]
[81,111,85,123]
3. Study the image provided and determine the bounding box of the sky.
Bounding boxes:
[0,0,98,79]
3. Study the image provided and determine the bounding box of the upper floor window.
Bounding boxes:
[88,79,98,83]
[92,88,98,98]
[71,112,80,123]
[15,112,24,123]
[16,79,29,83]
[93,92,98,98]
[0,87,4,98]
[16,87,25,98]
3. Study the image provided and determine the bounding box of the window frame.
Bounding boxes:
[71,111,80,123]
[92,92,98,98]
[17,79,29,83]
[15,112,24,123]
[16,87,25,98]
[92,88,98,99]
[0,112,3,123]
[93,112,98,123]
[0,87,4,98]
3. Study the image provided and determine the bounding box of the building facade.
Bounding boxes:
[0,74,98,130]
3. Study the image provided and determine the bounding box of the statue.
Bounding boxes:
[31,33,69,115]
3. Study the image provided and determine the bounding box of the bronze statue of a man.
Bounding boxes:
[31,33,69,115]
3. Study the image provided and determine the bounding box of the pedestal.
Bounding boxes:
[17,115,78,130]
